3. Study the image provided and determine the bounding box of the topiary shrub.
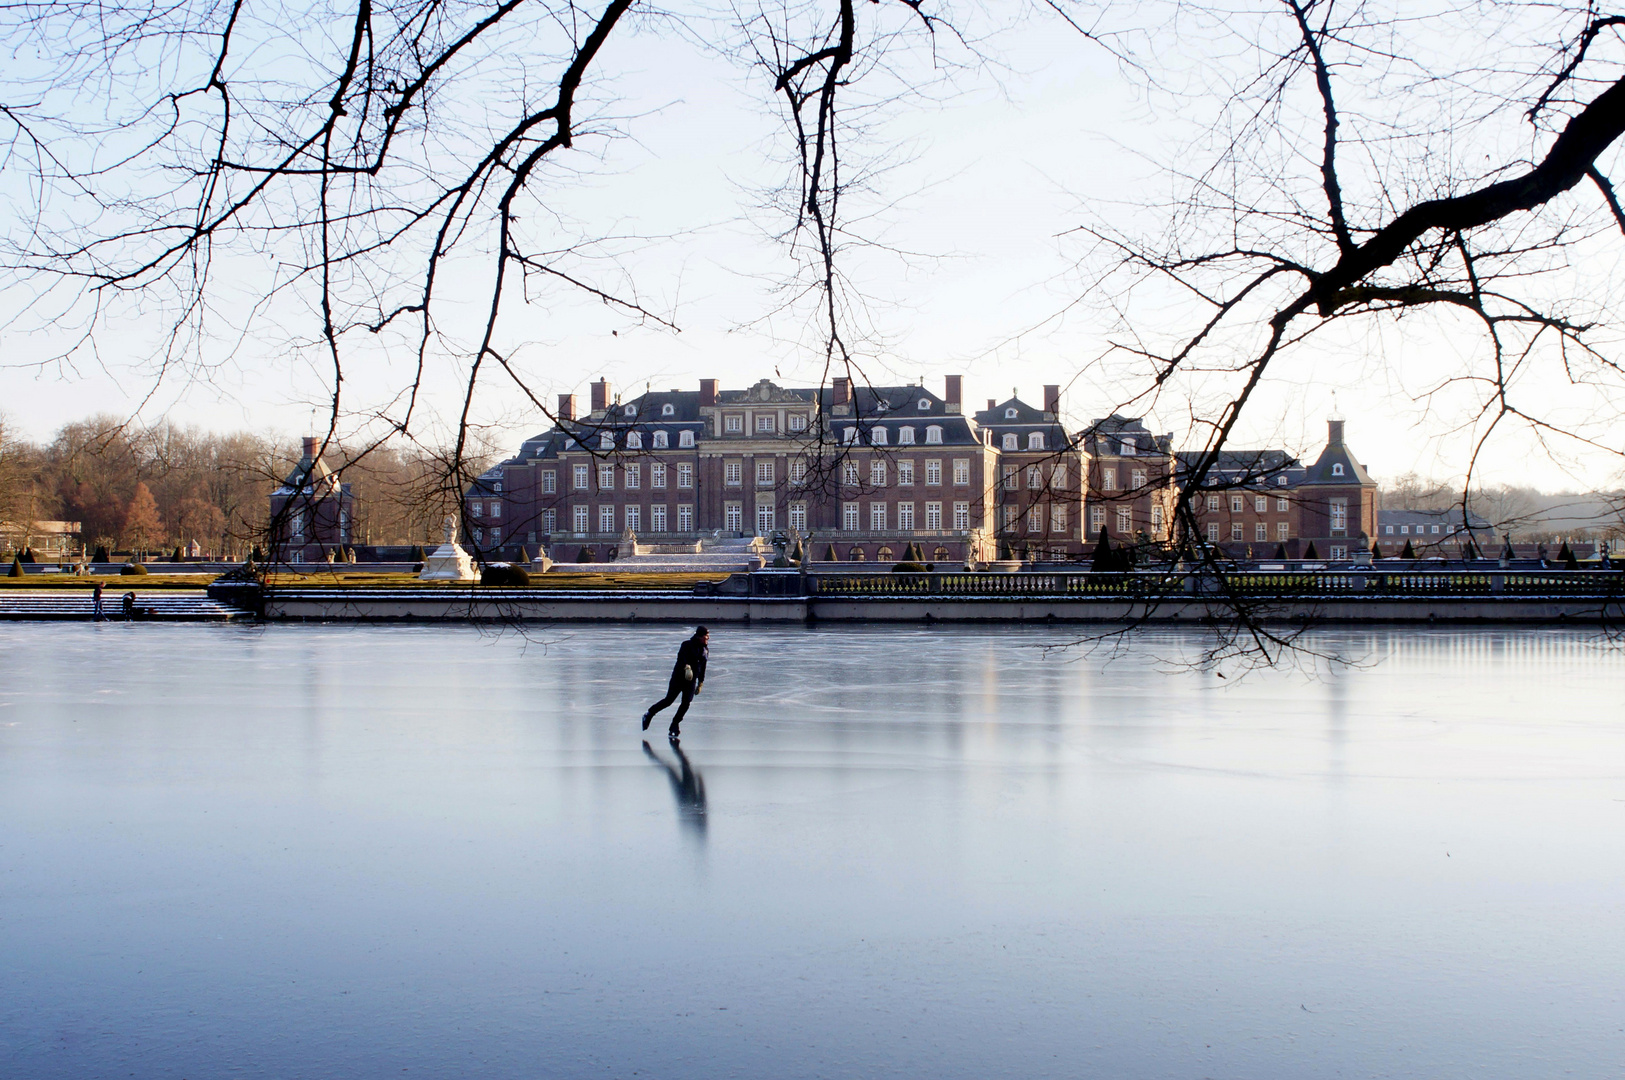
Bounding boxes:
[121,562,149,576]
[408,544,426,561]
[1400,539,1416,559]
[891,561,928,573]
[1557,541,1574,562]
[575,546,595,563]
[251,545,265,561]
[481,563,531,586]
[1565,551,1580,570]
[823,543,839,561]
[92,545,111,563]
[171,547,184,562]
[20,547,35,564]
[1303,541,1319,560]
[8,555,22,577]
[1369,542,1384,559]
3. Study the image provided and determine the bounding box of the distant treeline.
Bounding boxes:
[0,414,488,556]
[1382,473,1625,541]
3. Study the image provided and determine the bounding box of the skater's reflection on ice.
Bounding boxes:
[642,739,707,841]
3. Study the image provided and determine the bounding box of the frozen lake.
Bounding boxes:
[2,623,1622,1079]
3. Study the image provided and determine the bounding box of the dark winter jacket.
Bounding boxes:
[670,635,708,688]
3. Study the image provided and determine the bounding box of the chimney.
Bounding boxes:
[987,398,996,412]
[1043,384,1060,420]
[302,436,319,461]
[590,378,610,415]
[944,374,962,414]
[699,378,718,407]
[833,377,851,408]
[557,393,576,422]
[1328,418,1345,446]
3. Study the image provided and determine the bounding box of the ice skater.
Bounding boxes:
[642,626,708,740]
[91,582,105,621]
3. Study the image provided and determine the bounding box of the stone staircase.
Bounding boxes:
[553,535,774,574]
[0,590,252,621]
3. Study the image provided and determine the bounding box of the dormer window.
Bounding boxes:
[653,431,669,449]
[898,426,916,445]
[1276,475,1288,486]
[871,427,887,445]
[679,430,695,448]
[1005,407,1017,419]
[1332,463,1345,476]
[599,432,614,450]
[626,431,642,449]
[917,399,931,411]
[1121,437,1137,455]
[662,403,675,417]
[1027,432,1044,451]
[925,425,943,444]
[624,404,636,417]
[843,427,858,444]
[1002,433,1018,451]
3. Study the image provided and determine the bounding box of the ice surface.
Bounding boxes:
[1,623,1622,1078]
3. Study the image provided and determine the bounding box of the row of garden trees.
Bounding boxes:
[0,413,484,558]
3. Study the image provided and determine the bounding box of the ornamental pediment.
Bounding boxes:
[730,379,807,405]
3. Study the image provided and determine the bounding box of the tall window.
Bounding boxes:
[653,431,668,449]
[1003,465,1018,490]
[1231,523,1244,541]
[898,460,914,485]
[542,470,557,494]
[757,503,775,534]
[1027,466,1043,490]
[624,464,640,490]
[843,503,860,531]
[1277,521,1289,540]
[1206,522,1220,542]
[754,460,772,486]
[574,464,589,490]
[843,461,859,486]
[926,460,942,486]
[677,463,693,489]
[1254,495,1267,512]
[789,502,807,531]
[789,458,807,486]
[573,505,589,533]
[542,509,557,532]
[1027,432,1045,451]
[953,460,969,485]
[1051,505,1067,533]
[953,502,969,531]
[1117,507,1132,534]
[1027,507,1042,533]
[652,504,667,532]
[652,463,666,489]
[1206,494,1220,510]
[625,505,641,532]
[870,460,887,486]
[1091,506,1105,530]
[925,502,942,530]
[470,500,482,516]
[599,505,615,533]
[725,462,742,486]
[1256,523,1267,542]
[1130,469,1145,489]
[1053,463,1067,488]
[1003,505,1018,530]
[679,430,695,448]
[1150,504,1164,528]
[678,504,693,532]
[1330,497,1348,532]
[291,510,304,538]
[725,502,742,532]
[898,502,915,530]
[1230,495,1244,512]
[871,503,887,531]
[490,502,501,519]
[925,426,942,444]
[1102,468,1116,490]
[599,464,615,490]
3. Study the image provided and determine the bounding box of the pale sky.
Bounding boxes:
[3,5,1621,491]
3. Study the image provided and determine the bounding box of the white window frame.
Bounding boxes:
[625,505,641,533]
[677,463,693,489]
[870,460,887,487]
[599,504,616,533]
[651,504,667,532]
[898,460,914,486]
[542,470,557,494]
[679,430,695,448]
[871,502,887,531]
[926,502,942,530]
[725,462,742,486]
[653,431,669,449]
[1027,432,1044,451]
[624,463,640,490]
[1117,507,1132,534]
[652,463,667,489]
[573,505,589,534]
[574,464,590,490]
[542,509,557,533]
[626,431,643,449]
[789,501,807,531]
[599,463,614,490]
[899,427,916,445]
[925,460,942,486]
[678,504,693,532]
[843,502,860,531]
[952,459,970,486]
[899,502,915,530]
[953,502,970,531]
[1051,505,1067,533]
[1002,433,1018,451]
[725,502,743,532]
[757,460,775,486]
[925,426,943,444]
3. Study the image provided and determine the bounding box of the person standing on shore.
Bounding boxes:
[91,582,104,621]
[642,626,709,740]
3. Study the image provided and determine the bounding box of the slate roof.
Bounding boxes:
[1175,449,1303,487]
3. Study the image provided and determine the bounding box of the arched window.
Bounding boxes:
[662,403,675,416]
[626,431,642,449]
[599,432,614,450]
[1005,407,1017,419]
[871,427,888,445]
[877,546,894,561]
[1027,432,1044,451]
[653,431,668,449]
[898,426,916,445]
[933,546,949,561]
[624,404,636,417]
[679,430,695,448]
[849,546,866,561]
[1002,433,1018,451]
[917,398,931,411]
[925,426,943,444]
[1332,463,1345,476]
